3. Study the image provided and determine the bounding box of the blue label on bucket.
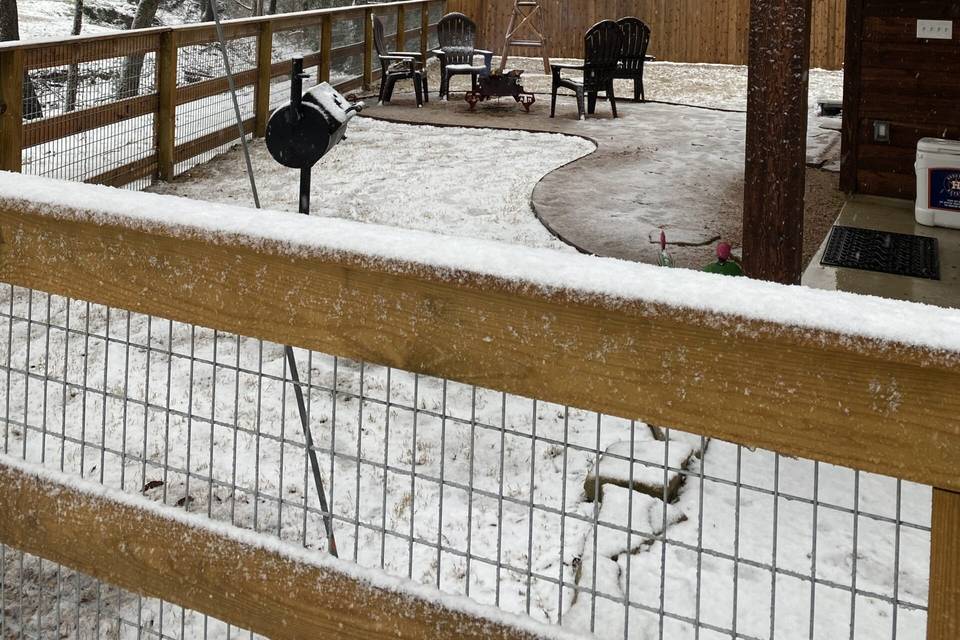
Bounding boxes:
[929,169,960,211]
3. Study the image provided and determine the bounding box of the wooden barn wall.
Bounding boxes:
[842,0,960,199]
[446,0,846,69]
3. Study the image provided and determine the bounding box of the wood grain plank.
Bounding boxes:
[254,22,273,139]
[156,32,178,180]
[172,118,255,165]
[1,194,960,490]
[0,50,24,173]
[84,155,157,188]
[0,460,554,640]
[22,94,158,149]
[928,489,960,640]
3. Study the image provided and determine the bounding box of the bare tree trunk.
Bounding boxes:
[0,0,42,119]
[267,0,277,15]
[65,0,84,111]
[116,0,161,99]
[200,0,215,22]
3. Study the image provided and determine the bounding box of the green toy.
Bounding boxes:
[703,242,744,276]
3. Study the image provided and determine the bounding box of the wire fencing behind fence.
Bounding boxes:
[8,1,443,191]
[0,281,932,640]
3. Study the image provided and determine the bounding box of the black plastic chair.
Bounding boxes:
[373,14,428,107]
[614,17,654,102]
[551,20,623,120]
[432,12,493,100]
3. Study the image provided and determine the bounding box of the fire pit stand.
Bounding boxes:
[465,70,536,112]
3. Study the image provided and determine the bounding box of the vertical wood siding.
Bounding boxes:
[448,0,846,69]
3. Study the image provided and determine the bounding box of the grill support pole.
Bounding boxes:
[300,168,311,215]
[283,55,337,556]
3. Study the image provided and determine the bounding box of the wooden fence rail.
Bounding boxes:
[0,0,445,184]
[0,174,958,638]
[0,458,558,640]
[448,0,846,69]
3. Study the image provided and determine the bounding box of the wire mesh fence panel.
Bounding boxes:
[0,282,932,640]
[332,14,365,82]
[0,545,262,640]
[20,38,159,190]
[269,27,324,113]
[173,38,258,176]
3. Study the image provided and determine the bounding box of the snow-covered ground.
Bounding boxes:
[18,0,183,41]
[0,277,932,640]
[149,117,595,249]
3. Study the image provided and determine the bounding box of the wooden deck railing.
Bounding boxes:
[0,176,958,639]
[0,0,445,186]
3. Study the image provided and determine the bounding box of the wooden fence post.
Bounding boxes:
[928,488,960,640]
[363,8,374,90]
[0,49,24,173]
[255,21,274,139]
[319,14,332,84]
[156,31,178,181]
[420,1,431,60]
[741,0,813,285]
[396,5,406,51]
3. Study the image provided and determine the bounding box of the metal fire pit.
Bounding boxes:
[465,70,536,112]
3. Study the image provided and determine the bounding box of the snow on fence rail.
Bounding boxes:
[0,174,959,640]
[0,0,445,190]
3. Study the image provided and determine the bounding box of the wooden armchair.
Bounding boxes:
[432,12,493,99]
[373,14,428,107]
[550,20,623,120]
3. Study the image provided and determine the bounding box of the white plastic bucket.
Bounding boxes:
[916,137,960,229]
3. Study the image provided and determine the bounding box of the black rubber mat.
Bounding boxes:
[820,226,940,280]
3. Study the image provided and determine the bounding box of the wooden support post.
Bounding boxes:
[741,0,813,284]
[0,49,24,173]
[397,5,407,51]
[156,31,178,181]
[928,488,960,640]
[839,0,863,194]
[364,8,374,90]
[319,14,332,84]
[254,21,273,139]
[421,2,431,61]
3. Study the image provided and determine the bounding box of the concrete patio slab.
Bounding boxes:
[362,93,843,268]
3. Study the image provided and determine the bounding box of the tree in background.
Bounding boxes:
[65,0,84,111]
[200,0,215,21]
[0,0,43,119]
[116,0,161,98]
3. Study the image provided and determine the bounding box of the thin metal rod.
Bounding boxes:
[300,168,311,215]
[209,2,336,555]
[210,0,261,209]
[285,345,338,557]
